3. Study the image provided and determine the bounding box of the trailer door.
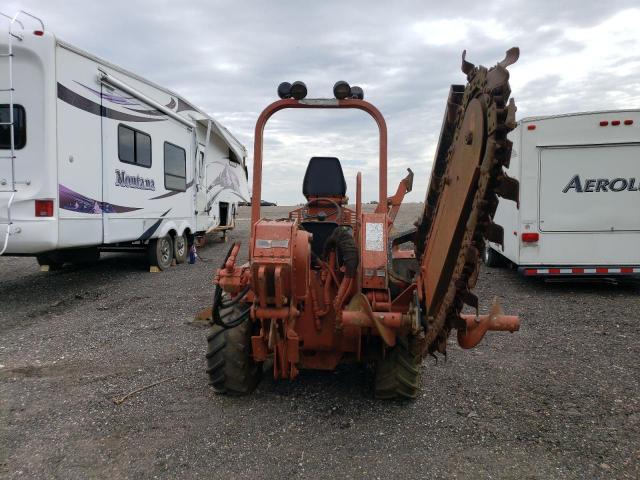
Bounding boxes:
[539,144,640,232]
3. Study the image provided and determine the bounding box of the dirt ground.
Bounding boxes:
[1,204,639,479]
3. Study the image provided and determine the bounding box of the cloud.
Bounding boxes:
[4,0,639,204]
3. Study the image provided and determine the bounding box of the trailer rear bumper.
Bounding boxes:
[519,266,640,277]
[1,219,58,255]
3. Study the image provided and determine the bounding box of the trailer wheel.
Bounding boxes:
[147,235,173,270]
[374,336,421,400]
[174,233,188,264]
[36,253,64,271]
[205,307,262,395]
[483,245,503,268]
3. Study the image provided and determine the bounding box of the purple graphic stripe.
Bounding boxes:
[74,81,139,106]
[59,185,141,214]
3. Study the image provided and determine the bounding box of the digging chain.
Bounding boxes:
[420,49,519,354]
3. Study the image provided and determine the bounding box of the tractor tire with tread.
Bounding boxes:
[374,335,421,400]
[206,307,262,395]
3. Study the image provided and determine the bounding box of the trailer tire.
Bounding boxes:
[483,245,503,268]
[36,253,64,271]
[174,233,188,264]
[374,336,421,400]
[205,309,262,395]
[147,235,173,270]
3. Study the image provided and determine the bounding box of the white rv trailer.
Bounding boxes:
[486,109,640,277]
[0,12,249,270]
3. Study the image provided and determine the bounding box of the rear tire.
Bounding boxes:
[174,233,188,264]
[147,235,173,270]
[374,336,421,400]
[206,307,262,395]
[483,244,503,268]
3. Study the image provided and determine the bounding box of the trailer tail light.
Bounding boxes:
[599,120,609,126]
[624,119,634,125]
[521,232,539,243]
[33,30,44,36]
[611,120,620,126]
[527,124,536,130]
[35,200,54,217]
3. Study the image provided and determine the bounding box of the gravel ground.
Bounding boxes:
[1,204,639,479]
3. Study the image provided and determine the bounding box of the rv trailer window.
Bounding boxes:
[164,142,186,191]
[0,105,26,150]
[118,124,151,168]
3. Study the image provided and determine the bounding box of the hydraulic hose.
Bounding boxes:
[323,227,359,277]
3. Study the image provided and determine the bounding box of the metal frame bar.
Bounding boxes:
[250,98,388,228]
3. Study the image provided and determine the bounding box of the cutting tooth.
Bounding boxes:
[495,140,513,168]
[461,50,476,76]
[504,98,517,130]
[494,174,519,202]
[498,47,520,69]
[485,221,504,246]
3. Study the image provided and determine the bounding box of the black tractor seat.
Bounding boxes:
[302,157,347,199]
[301,156,348,259]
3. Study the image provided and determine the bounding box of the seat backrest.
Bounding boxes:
[302,157,347,199]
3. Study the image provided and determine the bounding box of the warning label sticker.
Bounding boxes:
[365,222,384,251]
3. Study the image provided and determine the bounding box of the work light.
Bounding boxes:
[290,81,308,100]
[277,82,292,99]
[333,81,351,100]
[350,86,364,100]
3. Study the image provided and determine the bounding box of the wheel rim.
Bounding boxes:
[176,236,185,257]
[160,238,171,264]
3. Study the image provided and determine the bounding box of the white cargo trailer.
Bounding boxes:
[0,12,249,270]
[486,109,640,277]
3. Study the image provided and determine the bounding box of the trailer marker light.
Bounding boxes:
[33,30,44,36]
[611,120,620,126]
[527,124,536,130]
[599,120,609,126]
[35,200,53,217]
[624,119,634,125]
[521,232,539,243]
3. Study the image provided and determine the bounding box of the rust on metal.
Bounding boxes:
[205,50,521,397]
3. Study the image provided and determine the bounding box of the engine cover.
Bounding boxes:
[251,220,311,303]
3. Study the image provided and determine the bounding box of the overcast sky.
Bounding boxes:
[6,0,640,204]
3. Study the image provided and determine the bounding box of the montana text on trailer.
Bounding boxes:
[0,12,249,270]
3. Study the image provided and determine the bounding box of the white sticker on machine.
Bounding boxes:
[365,222,384,251]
